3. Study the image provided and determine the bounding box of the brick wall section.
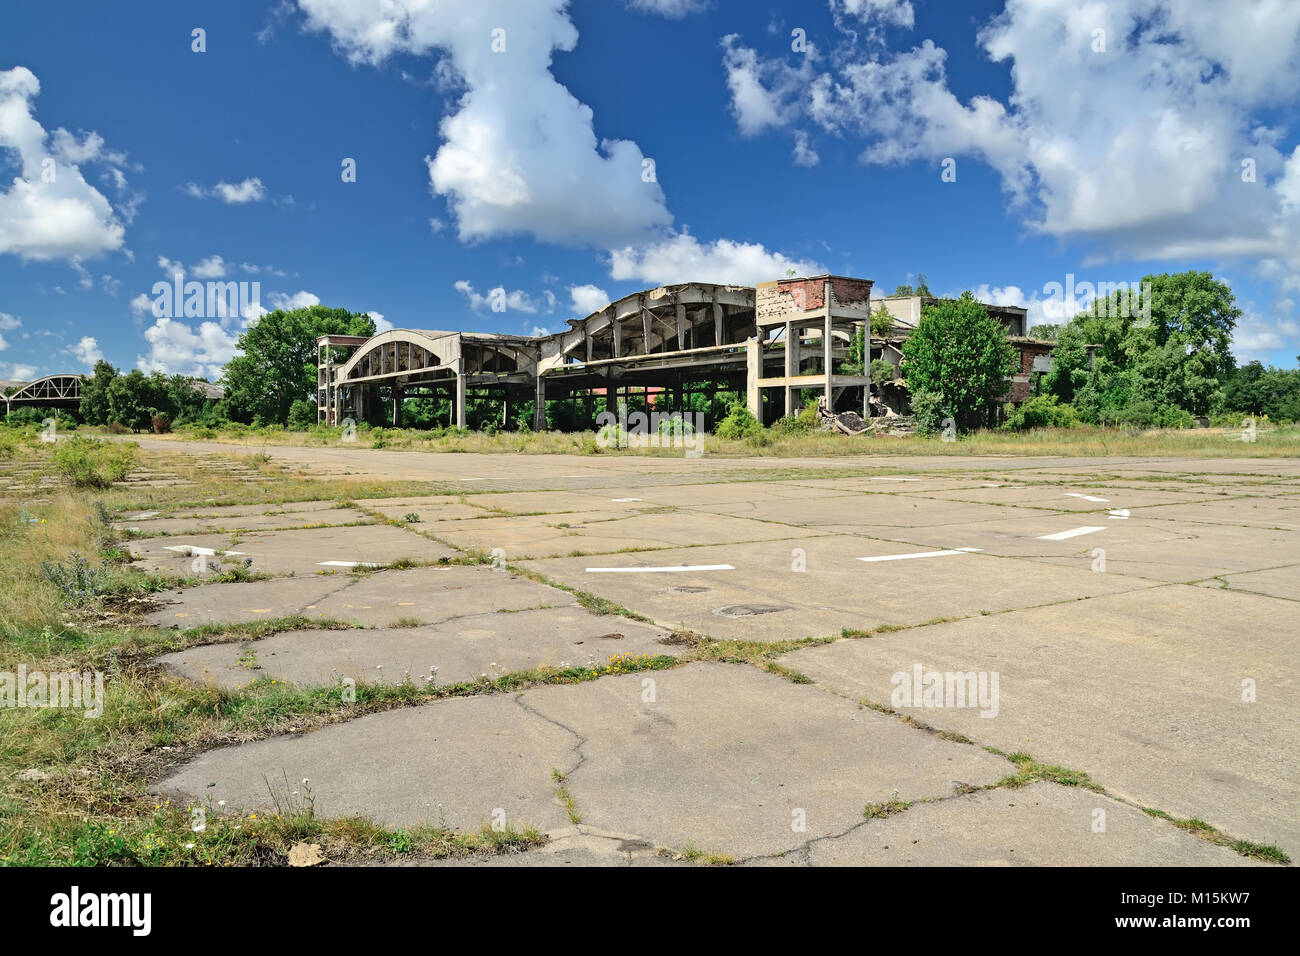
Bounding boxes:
[756,276,875,322]
[1004,342,1055,403]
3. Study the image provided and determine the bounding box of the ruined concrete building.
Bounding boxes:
[316,275,1054,429]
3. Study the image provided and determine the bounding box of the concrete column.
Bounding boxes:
[642,308,652,356]
[612,314,622,358]
[534,375,546,431]
[392,386,402,427]
[454,373,466,429]
[784,321,797,416]
[864,321,872,419]
[676,303,687,351]
[585,325,593,363]
[746,337,761,419]
[824,312,834,414]
[713,298,723,346]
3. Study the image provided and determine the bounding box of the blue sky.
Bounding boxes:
[3,0,1299,382]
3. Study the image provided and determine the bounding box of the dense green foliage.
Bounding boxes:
[78,360,219,432]
[1003,394,1080,431]
[222,306,376,425]
[901,292,1017,432]
[1046,272,1241,423]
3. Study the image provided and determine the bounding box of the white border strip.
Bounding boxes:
[858,547,982,562]
[1038,526,1105,541]
[585,564,735,573]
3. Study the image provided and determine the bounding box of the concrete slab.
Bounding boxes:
[686,493,1054,529]
[797,783,1256,866]
[1192,564,1300,603]
[450,490,668,516]
[362,500,495,522]
[130,524,455,576]
[157,606,677,689]
[156,694,578,832]
[125,500,343,520]
[434,510,818,561]
[1021,521,1300,582]
[779,585,1300,857]
[422,827,683,867]
[916,484,1220,511]
[119,506,373,535]
[522,663,1010,858]
[156,662,1007,855]
[521,535,1149,641]
[146,566,567,628]
[1128,496,1300,531]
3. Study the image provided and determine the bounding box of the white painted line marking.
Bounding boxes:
[611,498,642,502]
[871,477,920,482]
[1065,493,1109,502]
[858,547,982,562]
[1108,509,1130,519]
[164,545,217,556]
[1038,526,1106,540]
[585,564,735,573]
[317,560,380,568]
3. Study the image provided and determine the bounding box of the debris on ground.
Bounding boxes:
[817,397,915,436]
[288,842,326,867]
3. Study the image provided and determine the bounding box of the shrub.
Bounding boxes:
[1003,395,1080,431]
[287,398,317,430]
[870,359,897,383]
[41,552,105,604]
[150,414,171,434]
[771,399,821,436]
[51,436,138,488]
[714,403,764,441]
[909,388,952,436]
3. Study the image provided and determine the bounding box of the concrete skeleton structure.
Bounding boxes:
[2,374,84,415]
[316,275,1052,430]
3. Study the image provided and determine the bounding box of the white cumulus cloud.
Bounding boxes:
[296,0,672,247]
[0,67,127,262]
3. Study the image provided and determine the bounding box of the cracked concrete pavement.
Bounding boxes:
[132,445,1299,865]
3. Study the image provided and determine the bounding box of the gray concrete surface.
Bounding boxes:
[157,606,677,689]
[779,585,1300,858]
[146,565,566,628]
[140,445,1299,866]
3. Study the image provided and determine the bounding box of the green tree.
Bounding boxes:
[79,360,118,425]
[893,273,931,297]
[1047,271,1241,419]
[901,292,1016,432]
[106,370,172,432]
[222,306,375,425]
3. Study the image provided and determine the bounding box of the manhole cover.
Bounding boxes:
[712,604,789,618]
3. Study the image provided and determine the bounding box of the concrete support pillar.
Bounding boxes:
[746,336,761,419]
[676,303,687,351]
[864,322,872,419]
[392,385,403,427]
[713,299,724,346]
[784,321,797,416]
[585,326,593,363]
[612,314,622,358]
[454,373,467,430]
[534,375,546,431]
[824,311,834,414]
[642,308,652,356]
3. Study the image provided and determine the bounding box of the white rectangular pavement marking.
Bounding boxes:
[585,564,735,573]
[858,547,982,562]
[1038,526,1106,540]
